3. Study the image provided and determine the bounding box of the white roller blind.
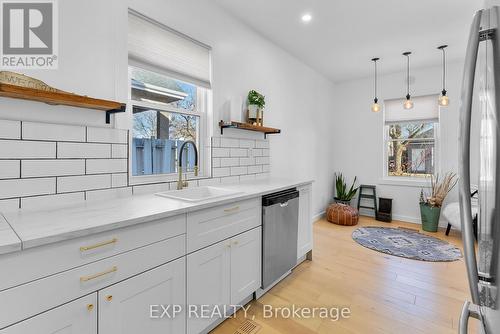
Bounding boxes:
[384,94,439,123]
[128,10,211,88]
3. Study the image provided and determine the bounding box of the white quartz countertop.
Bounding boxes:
[0,178,312,255]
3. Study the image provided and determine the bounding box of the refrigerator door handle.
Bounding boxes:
[459,301,483,334]
[459,8,483,305]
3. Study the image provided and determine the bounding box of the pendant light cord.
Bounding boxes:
[442,48,446,92]
[406,55,410,96]
[374,60,377,99]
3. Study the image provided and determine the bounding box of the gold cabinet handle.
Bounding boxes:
[224,206,240,213]
[87,304,94,311]
[106,295,113,302]
[80,238,118,252]
[80,266,117,282]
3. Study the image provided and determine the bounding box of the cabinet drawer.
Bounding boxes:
[0,235,185,329]
[187,198,261,252]
[0,214,185,291]
[0,294,97,334]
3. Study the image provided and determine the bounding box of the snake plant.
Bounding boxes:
[334,173,358,201]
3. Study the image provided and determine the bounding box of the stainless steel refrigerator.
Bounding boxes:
[459,5,500,334]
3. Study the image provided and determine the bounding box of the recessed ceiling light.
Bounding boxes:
[301,13,312,23]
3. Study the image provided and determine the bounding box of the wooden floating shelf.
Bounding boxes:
[219,120,281,138]
[0,83,126,124]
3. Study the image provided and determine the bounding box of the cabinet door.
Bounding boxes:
[1,294,97,334]
[230,227,262,305]
[297,184,313,260]
[98,257,185,334]
[187,241,230,334]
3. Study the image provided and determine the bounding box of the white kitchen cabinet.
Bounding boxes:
[297,184,313,260]
[0,293,97,334]
[230,227,262,305]
[98,257,185,334]
[187,239,231,334]
[187,227,261,334]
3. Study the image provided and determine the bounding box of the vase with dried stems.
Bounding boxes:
[419,172,458,232]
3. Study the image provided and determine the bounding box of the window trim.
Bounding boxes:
[127,65,210,186]
[381,104,441,185]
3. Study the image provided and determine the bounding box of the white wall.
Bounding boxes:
[331,61,474,224]
[0,0,336,217]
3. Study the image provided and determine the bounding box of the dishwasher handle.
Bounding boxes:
[262,189,299,207]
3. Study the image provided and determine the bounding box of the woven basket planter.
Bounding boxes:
[327,203,359,226]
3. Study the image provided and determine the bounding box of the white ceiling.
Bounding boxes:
[214,0,483,83]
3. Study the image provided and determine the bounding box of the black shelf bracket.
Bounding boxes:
[106,104,126,124]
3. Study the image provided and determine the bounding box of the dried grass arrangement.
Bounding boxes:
[420,172,458,208]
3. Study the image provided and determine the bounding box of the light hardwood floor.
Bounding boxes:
[211,216,481,334]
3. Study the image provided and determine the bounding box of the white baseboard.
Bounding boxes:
[313,211,325,222]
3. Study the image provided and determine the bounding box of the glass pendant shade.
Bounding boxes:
[402,52,413,110]
[438,45,449,107]
[371,57,381,113]
[371,100,381,113]
[439,94,449,106]
[403,98,414,110]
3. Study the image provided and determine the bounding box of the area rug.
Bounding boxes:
[352,226,462,262]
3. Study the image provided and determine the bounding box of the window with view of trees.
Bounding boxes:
[386,122,435,177]
[128,10,211,180]
[383,95,439,179]
[130,66,203,177]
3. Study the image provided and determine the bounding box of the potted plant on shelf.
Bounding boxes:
[247,90,265,125]
[419,172,458,232]
[334,173,358,206]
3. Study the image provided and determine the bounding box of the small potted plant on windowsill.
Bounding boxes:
[419,172,458,232]
[247,90,265,125]
[334,173,358,206]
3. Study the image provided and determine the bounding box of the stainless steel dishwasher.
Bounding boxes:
[261,188,299,289]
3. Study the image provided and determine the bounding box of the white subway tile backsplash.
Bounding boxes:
[21,192,85,211]
[0,178,55,199]
[256,172,270,179]
[132,183,169,195]
[262,164,270,172]
[220,176,239,184]
[256,156,270,165]
[0,140,56,159]
[239,174,256,182]
[230,148,247,157]
[86,159,127,174]
[247,165,263,174]
[21,160,85,178]
[221,137,239,147]
[86,187,132,202]
[111,144,128,158]
[0,198,20,212]
[111,173,128,187]
[261,149,270,157]
[198,178,221,186]
[22,122,85,142]
[239,139,255,148]
[211,137,220,148]
[220,157,239,167]
[213,167,230,177]
[212,148,230,158]
[57,142,111,158]
[255,140,269,149]
[230,166,247,176]
[87,127,128,144]
[252,149,263,157]
[0,120,20,139]
[0,160,20,179]
[212,158,221,168]
[239,157,255,166]
[57,174,111,193]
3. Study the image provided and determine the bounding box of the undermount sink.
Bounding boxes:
[155,186,243,202]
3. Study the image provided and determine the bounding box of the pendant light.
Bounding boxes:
[438,45,449,106]
[402,52,413,109]
[371,57,381,112]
